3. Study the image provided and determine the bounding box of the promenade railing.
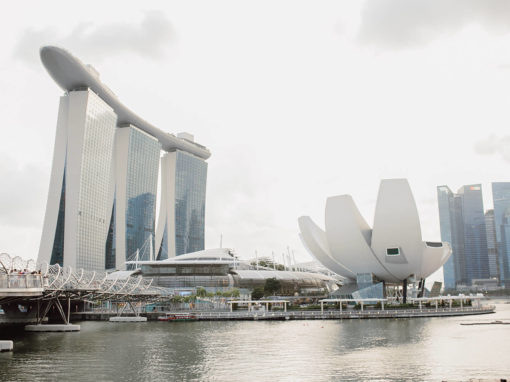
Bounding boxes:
[0,274,44,290]
[170,305,496,319]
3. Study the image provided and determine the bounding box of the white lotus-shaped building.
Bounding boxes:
[298,179,451,284]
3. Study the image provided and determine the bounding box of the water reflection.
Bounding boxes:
[0,303,509,381]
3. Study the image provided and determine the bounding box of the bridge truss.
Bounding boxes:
[0,253,171,325]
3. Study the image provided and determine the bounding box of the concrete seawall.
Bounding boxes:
[71,306,495,322]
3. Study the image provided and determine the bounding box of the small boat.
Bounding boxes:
[158,313,198,322]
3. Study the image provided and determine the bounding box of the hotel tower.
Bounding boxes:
[37,46,210,271]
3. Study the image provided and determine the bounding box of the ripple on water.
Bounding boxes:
[0,303,509,381]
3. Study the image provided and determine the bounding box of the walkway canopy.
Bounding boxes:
[227,300,290,312]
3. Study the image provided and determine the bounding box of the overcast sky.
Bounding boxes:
[1,1,510,283]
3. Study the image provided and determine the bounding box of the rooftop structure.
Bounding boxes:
[40,46,210,159]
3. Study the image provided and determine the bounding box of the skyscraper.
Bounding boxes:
[39,89,117,271]
[437,186,455,289]
[500,214,510,286]
[458,185,490,283]
[484,210,499,279]
[38,46,211,271]
[109,125,161,269]
[155,139,208,260]
[491,182,510,286]
[437,184,490,287]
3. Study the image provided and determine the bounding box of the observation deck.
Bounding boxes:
[0,274,44,298]
[40,45,211,160]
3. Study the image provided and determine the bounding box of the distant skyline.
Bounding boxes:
[1,1,510,280]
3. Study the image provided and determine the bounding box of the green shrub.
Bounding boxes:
[251,286,265,300]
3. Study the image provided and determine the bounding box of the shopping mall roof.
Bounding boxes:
[125,248,238,266]
[231,269,339,283]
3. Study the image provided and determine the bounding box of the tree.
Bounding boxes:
[250,257,285,270]
[251,286,265,300]
[264,277,281,296]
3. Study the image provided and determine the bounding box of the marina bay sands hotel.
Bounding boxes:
[37,46,211,272]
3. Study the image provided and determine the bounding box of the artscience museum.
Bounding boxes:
[298,179,452,301]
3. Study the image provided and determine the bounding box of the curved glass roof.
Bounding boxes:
[232,270,338,282]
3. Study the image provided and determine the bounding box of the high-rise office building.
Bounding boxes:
[437,186,463,289]
[484,210,499,279]
[458,185,490,283]
[155,141,208,260]
[437,186,455,289]
[38,46,211,271]
[437,184,489,287]
[491,182,510,286]
[500,214,510,286]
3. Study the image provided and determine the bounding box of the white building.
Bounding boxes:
[298,179,452,293]
[37,46,211,271]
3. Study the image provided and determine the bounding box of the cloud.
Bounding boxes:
[358,0,510,49]
[0,155,48,228]
[474,135,510,162]
[13,11,174,66]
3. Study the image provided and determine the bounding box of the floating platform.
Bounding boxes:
[0,341,13,352]
[25,324,81,332]
[109,316,147,322]
[461,320,510,326]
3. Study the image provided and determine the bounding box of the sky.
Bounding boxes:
[1,1,510,283]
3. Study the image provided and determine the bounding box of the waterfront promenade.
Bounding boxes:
[0,253,498,326]
[72,305,495,321]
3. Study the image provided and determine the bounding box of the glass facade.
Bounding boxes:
[105,201,116,270]
[491,182,510,286]
[437,185,489,288]
[175,151,207,256]
[75,91,117,271]
[168,150,208,257]
[123,127,160,262]
[356,273,377,289]
[157,222,169,260]
[501,217,510,285]
[50,171,66,266]
[459,185,489,284]
[484,210,499,279]
[44,89,208,271]
[352,282,384,300]
[437,186,457,289]
[452,195,467,284]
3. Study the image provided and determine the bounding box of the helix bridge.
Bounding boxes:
[0,253,168,326]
